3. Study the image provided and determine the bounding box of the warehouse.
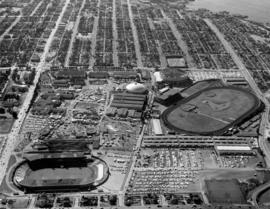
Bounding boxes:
[111,103,144,111]
[215,145,255,155]
[113,95,146,102]
[151,119,163,135]
[224,77,248,87]
[113,93,147,101]
[111,71,138,80]
[89,72,109,79]
[55,69,86,79]
[155,88,182,106]
[53,79,69,88]
[113,98,146,104]
[111,93,146,111]
[110,91,147,114]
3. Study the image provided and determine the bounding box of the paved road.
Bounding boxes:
[89,0,100,68]
[0,12,21,43]
[65,0,86,67]
[162,10,195,68]
[249,180,270,208]
[205,18,270,209]
[112,0,119,67]
[205,18,270,163]
[0,0,70,186]
[127,0,143,68]
[29,1,42,16]
[121,124,146,194]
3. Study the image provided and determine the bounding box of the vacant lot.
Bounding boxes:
[205,179,247,204]
[0,118,14,134]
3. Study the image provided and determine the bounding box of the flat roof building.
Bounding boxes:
[166,56,187,68]
[151,119,163,135]
[215,145,254,155]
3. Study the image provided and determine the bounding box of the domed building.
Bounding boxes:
[126,82,147,94]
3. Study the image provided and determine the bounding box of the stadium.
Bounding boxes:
[12,153,109,193]
[162,86,263,135]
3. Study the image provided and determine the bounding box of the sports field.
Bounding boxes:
[13,157,108,191]
[162,87,261,135]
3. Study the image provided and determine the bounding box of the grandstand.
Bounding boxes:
[162,86,262,135]
[13,153,109,192]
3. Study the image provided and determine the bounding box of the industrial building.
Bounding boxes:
[110,92,147,114]
[111,71,138,80]
[142,135,256,148]
[151,119,163,135]
[224,77,248,87]
[88,72,109,79]
[214,145,255,155]
[155,88,182,106]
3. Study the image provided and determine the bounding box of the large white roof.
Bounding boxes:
[215,145,251,151]
[154,72,163,82]
[126,82,147,94]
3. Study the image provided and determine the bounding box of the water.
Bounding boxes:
[187,0,270,23]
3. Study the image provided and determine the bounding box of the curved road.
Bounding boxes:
[249,180,270,208]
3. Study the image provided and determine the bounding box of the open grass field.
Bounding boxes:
[0,118,14,134]
[205,179,247,204]
[162,87,261,135]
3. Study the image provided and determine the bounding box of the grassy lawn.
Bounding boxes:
[205,179,246,204]
[0,118,14,134]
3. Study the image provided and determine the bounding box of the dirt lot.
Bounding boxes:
[205,179,246,204]
[0,118,14,134]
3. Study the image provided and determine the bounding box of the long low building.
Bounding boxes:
[113,95,146,102]
[113,92,147,99]
[215,145,254,155]
[110,92,147,111]
[111,103,144,111]
[151,119,163,135]
[112,100,144,106]
[142,135,256,148]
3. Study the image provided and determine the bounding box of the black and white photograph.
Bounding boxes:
[0,0,270,208]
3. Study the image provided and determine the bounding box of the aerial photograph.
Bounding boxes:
[0,0,270,208]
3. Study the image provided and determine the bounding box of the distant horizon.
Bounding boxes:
[187,0,270,23]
